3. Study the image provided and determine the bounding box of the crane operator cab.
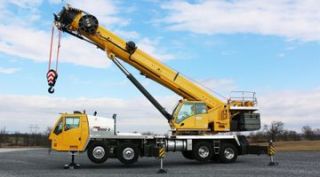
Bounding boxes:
[170,97,261,134]
[170,100,210,132]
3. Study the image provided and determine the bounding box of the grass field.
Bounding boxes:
[257,140,320,152]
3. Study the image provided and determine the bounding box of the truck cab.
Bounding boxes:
[49,112,89,152]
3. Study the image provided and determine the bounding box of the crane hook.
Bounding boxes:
[47,69,58,94]
[47,25,61,95]
[48,86,55,94]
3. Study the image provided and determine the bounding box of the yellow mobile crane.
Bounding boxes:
[52,5,260,134]
[49,5,266,167]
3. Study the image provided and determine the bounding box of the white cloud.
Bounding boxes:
[48,0,61,4]
[60,36,109,68]
[0,0,41,23]
[0,1,176,68]
[0,0,135,68]
[1,88,319,133]
[188,78,236,99]
[7,0,42,9]
[67,0,129,26]
[114,30,140,40]
[0,1,4,7]
[161,0,320,41]
[137,38,175,62]
[259,88,320,130]
[0,67,20,74]
[0,94,179,133]
[200,78,236,93]
[0,24,109,68]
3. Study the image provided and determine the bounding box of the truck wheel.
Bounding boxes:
[193,142,213,162]
[219,143,238,163]
[87,142,108,164]
[182,151,194,160]
[117,143,139,165]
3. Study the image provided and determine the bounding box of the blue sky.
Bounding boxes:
[0,0,319,133]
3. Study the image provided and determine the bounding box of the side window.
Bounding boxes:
[196,103,207,114]
[64,117,80,131]
[54,118,63,135]
[176,103,196,123]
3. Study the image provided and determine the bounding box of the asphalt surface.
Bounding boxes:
[0,149,319,177]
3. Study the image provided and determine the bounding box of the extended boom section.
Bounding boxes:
[53,5,260,133]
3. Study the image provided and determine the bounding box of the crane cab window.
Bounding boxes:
[176,102,207,123]
[64,117,80,131]
[177,103,194,123]
[53,118,63,135]
[196,103,207,114]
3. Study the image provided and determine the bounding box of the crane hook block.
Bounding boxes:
[48,86,55,94]
[78,15,99,34]
[47,69,58,94]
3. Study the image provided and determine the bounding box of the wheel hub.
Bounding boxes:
[122,147,135,160]
[224,147,235,160]
[198,146,210,158]
[92,146,105,159]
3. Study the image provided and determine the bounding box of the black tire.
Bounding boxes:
[117,143,139,165]
[192,142,213,162]
[219,143,238,163]
[182,151,194,160]
[87,142,108,164]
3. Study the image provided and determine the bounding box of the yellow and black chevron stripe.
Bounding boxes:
[268,145,276,156]
[159,147,166,158]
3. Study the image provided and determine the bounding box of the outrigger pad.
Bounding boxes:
[157,169,167,174]
[64,152,80,169]
[64,163,80,169]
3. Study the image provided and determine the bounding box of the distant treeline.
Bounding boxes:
[248,121,320,143]
[0,127,51,147]
[1,122,320,147]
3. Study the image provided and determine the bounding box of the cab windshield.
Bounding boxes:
[53,118,63,135]
[64,117,80,131]
[171,102,180,116]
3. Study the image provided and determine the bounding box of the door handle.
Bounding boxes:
[78,137,81,141]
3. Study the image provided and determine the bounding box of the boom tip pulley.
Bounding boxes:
[79,15,99,34]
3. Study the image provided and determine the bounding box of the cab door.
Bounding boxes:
[62,116,82,151]
[194,103,209,129]
[50,117,64,151]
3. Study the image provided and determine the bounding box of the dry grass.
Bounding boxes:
[256,140,320,152]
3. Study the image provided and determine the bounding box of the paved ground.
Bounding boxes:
[0,149,319,177]
[0,148,43,153]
